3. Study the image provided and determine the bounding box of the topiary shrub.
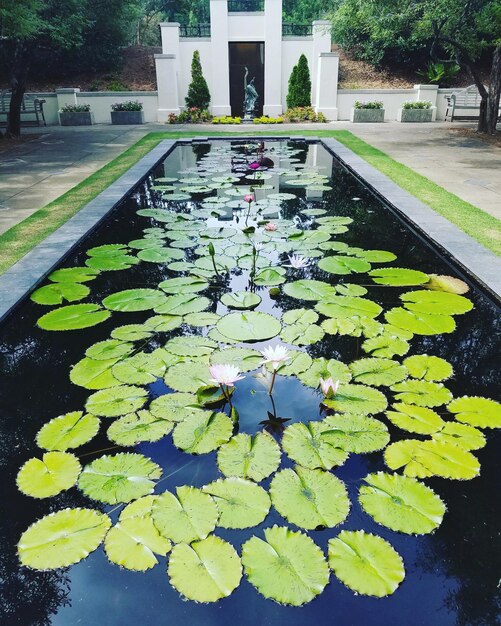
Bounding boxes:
[185,50,211,110]
[286,54,312,108]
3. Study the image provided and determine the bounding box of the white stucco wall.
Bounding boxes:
[178,41,213,109]
[228,14,265,40]
[281,39,314,110]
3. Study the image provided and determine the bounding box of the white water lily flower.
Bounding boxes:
[319,377,340,398]
[208,364,245,386]
[253,366,274,392]
[285,254,310,269]
[260,345,291,371]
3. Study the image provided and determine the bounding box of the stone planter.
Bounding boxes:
[350,108,385,123]
[59,111,94,126]
[111,110,145,125]
[397,107,436,122]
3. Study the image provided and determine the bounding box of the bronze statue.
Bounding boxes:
[243,67,258,118]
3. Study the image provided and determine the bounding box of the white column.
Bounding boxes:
[311,20,332,108]
[209,0,231,115]
[155,54,180,121]
[159,22,181,55]
[56,88,79,109]
[414,84,439,120]
[263,0,283,116]
[315,52,339,120]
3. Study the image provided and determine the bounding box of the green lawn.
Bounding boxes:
[0,129,499,275]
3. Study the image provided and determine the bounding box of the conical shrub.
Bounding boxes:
[185,50,211,110]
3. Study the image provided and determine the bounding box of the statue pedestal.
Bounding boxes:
[242,116,255,124]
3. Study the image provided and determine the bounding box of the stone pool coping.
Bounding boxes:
[0,135,499,323]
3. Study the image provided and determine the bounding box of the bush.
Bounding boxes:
[416,62,460,86]
[283,106,326,122]
[252,116,284,124]
[402,101,432,109]
[168,107,212,124]
[186,50,211,110]
[212,116,242,124]
[59,104,91,113]
[111,100,143,112]
[286,54,312,108]
[354,101,384,109]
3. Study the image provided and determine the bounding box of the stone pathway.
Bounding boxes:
[0,121,499,238]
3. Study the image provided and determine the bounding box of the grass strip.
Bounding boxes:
[0,128,499,275]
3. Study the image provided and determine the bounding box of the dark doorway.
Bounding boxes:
[229,42,265,117]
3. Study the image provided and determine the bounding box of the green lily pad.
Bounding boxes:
[112,351,170,385]
[168,536,242,603]
[210,347,262,372]
[217,432,281,482]
[85,385,148,417]
[359,472,446,535]
[111,324,154,341]
[432,421,486,450]
[385,403,445,434]
[283,280,336,301]
[403,355,453,381]
[221,291,262,310]
[384,439,480,479]
[318,255,371,275]
[216,311,281,342]
[103,289,166,312]
[37,304,111,331]
[362,334,410,358]
[149,392,203,422]
[328,531,405,597]
[85,339,134,361]
[36,411,100,451]
[164,361,212,393]
[18,508,111,570]
[17,451,81,498]
[144,314,183,332]
[268,350,312,376]
[105,517,172,571]
[349,358,407,387]
[270,466,350,530]
[322,316,382,338]
[184,311,221,327]
[282,422,348,470]
[385,307,456,335]
[447,396,501,428]
[390,380,452,407]
[159,276,209,294]
[165,335,217,358]
[354,249,397,263]
[315,296,382,320]
[154,294,210,316]
[78,453,162,504]
[202,478,270,528]
[369,268,429,286]
[253,267,287,286]
[322,384,388,415]
[107,410,173,446]
[172,410,233,454]
[242,525,329,606]
[152,486,218,543]
[298,358,351,388]
[86,255,138,271]
[31,282,90,305]
[400,290,473,315]
[320,414,390,453]
[280,322,324,346]
[48,267,99,283]
[70,356,121,390]
[137,247,185,263]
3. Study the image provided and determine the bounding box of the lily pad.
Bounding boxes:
[447,396,501,428]
[320,414,390,453]
[217,432,281,482]
[154,294,210,316]
[37,304,111,331]
[17,451,81,498]
[315,296,382,320]
[400,290,473,315]
[168,536,242,603]
[85,339,133,361]
[70,356,121,390]
[103,289,166,312]
[112,351,170,385]
[111,324,153,341]
[403,355,453,381]
[48,267,99,283]
[349,358,407,387]
[281,422,348,470]
[241,525,329,606]
[137,247,185,263]
[425,274,470,294]
[298,358,351,388]
[210,347,262,372]
[149,392,203,422]
[390,380,452,407]
[322,384,388,415]
[36,411,100,451]
[78,453,162,504]
[31,282,90,305]
[152,486,218,543]
[318,255,371,275]
[216,311,281,342]
[281,322,324,346]
[159,276,209,294]
[164,361,212,393]
[328,531,405,597]
[385,403,445,434]
[221,291,262,310]
[172,410,233,454]
[18,508,111,570]
[253,267,287,286]
[269,350,312,376]
[107,410,173,446]
[165,335,217,358]
[202,478,270,528]
[385,307,456,335]
[283,279,336,301]
[362,334,410,358]
[85,385,148,417]
[433,421,486,450]
[184,311,221,327]
[270,466,350,530]
[359,472,446,534]
[369,268,429,286]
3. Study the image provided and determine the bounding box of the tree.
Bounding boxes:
[330,0,501,134]
[185,50,211,110]
[286,54,312,108]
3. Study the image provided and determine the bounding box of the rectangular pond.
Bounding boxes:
[0,139,500,626]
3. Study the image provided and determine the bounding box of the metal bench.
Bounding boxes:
[0,91,46,126]
[444,84,500,122]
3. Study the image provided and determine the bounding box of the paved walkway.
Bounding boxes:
[0,121,499,236]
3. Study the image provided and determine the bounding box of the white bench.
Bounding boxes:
[0,91,46,126]
[444,84,500,122]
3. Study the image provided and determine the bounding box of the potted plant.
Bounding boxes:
[110,100,144,125]
[397,101,436,122]
[350,101,385,123]
[59,103,94,126]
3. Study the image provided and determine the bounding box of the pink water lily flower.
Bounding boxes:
[264,222,277,232]
[260,345,290,371]
[285,254,310,269]
[244,194,255,203]
[319,377,340,398]
[209,364,245,387]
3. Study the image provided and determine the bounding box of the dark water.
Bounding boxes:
[0,141,499,626]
